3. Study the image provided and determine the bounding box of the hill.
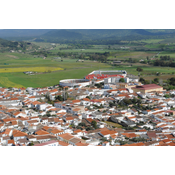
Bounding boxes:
[1,29,175,43]
[146,29,175,33]
[0,29,52,38]
[0,37,38,52]
[42,29,84,40]
[41,29,175,41]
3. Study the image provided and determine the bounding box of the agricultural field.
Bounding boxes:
[31,42,54,48]
[0,77,23,88]
[1,40,175,88]
[0,52,111,88]
[109,65,175,77]
[108,51,156,60]
[32,42,68,49]
[0,67,63,73]
[135,39,165,44]
[158,51,175,58]
[50,48,118,53]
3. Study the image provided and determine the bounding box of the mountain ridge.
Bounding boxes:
[1,29,175,42]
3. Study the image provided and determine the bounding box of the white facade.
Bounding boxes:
[88,70,127,78]
[59,79,90,87]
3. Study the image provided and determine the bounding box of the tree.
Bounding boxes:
[129,58,132,63]
[56,95,63,101]
[109,102,114,108]
[154,78,159,83]
[156,72,160,76]
[86,96,90,99]
[78,122,86,127]
[119,78,125,83]
[137,99,142,105]
[131,98,137,104]
[46,112,51,117]
[164,94,170,98]
[86,126,93,131]
[123,99,132,105]
[28,142,34,146]
[91,120,97,129]
[136,67,143,72]
[139,77,145,84]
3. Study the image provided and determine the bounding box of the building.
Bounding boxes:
[132,84,163,93]
[34,140,59,146]
[59,79,90,88]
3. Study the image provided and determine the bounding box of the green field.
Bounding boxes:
[158,52,175,58]
[136,39,165,44]
[0,53,111,87]
[50,48,119,53]
[108,51,156,60]
[0,45,175,88]
[110,65,175,76]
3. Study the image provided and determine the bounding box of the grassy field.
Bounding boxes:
[108,51,156,60]
[0,67,110,88]
[0,46,175,88]
[136,39,165,44]
[32,42,68,49]
[0,67,63,73]
[50,48,119,53]
[0,54,175,88]
[0,77,23,88]
[109,65,175,77]
[158,51,175,58]
[0,52,111,87]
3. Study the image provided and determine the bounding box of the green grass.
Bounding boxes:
[0,52,111,88]
[0,67,109,88]
[158,52,175,58]
[50,48,118,53]
[108,51,156,60]
[109,65,175,76]
[136,39,165,44]
[0,48,175,88]
[31,42,54,48]
[0,54,174,88]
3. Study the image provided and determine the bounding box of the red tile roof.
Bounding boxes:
[132,84,162,90]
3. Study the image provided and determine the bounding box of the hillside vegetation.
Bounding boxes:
[2,29,175,44]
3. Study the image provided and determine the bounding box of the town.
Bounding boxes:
[0,69,175,146]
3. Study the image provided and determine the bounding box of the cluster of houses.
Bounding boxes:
[1,82,175,146]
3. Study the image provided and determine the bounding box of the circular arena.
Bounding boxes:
[59,79,91,87]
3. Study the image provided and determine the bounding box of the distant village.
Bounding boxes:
[1,70,175,146]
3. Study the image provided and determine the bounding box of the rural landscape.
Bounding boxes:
[1,29,175,89]
[2,29,175,147]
